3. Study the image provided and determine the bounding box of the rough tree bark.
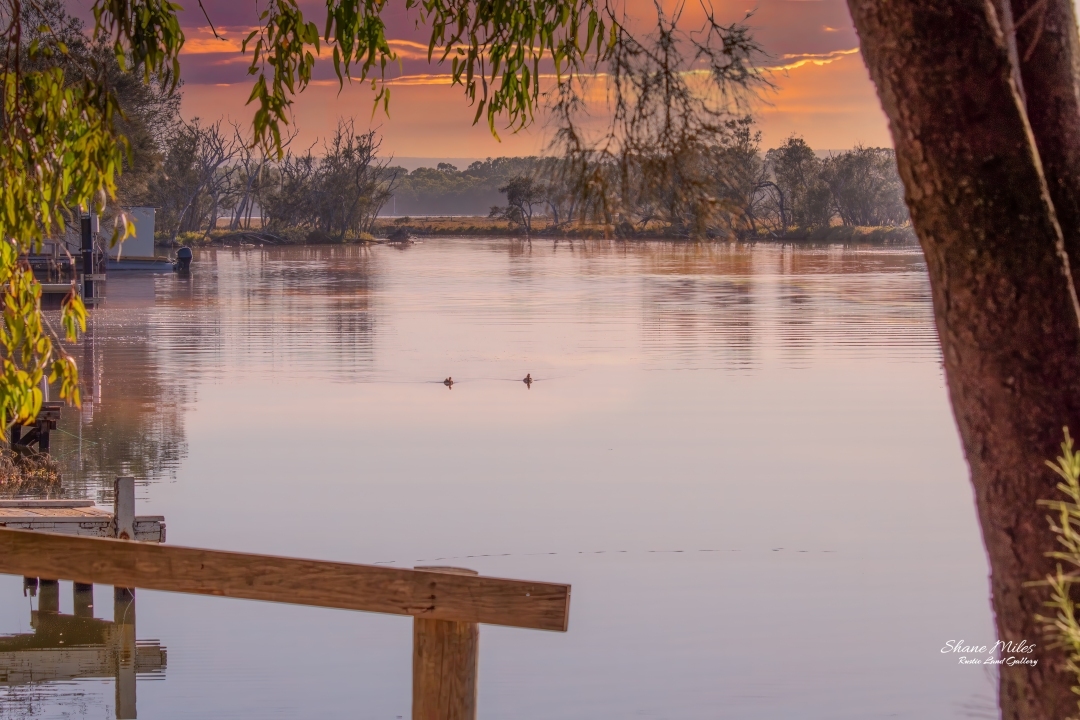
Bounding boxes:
[1010,0,1080,281]
[846,1,1080,717]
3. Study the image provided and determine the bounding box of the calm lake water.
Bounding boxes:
[0,240,997,719]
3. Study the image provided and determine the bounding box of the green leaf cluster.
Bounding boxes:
[1038,427,1080,717]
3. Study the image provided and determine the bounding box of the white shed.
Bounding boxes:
[109,207,157,259]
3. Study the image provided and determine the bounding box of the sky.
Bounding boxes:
[73,0,892,157]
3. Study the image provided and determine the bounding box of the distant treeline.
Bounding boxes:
[385,158,535,216]
[386,132,910,239]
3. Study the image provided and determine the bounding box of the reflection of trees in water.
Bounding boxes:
[178,247,378,382]
[160,248,380,373]
[636,243,936,368]
[53,246,379,493]
[55,309,190,494]
[643,276,756,369]
[485,239,934,370]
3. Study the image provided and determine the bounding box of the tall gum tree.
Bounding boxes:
[846,0,1080,716]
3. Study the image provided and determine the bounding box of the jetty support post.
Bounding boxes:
[38,579,59,614]
[113,476,137,720]
[413,567,479,720]
[73,582,93,617]
[114,477,135,541]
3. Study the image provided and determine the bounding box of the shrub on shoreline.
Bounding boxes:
[0,448,62,497]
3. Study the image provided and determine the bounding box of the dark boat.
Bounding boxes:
[173,246,193,274]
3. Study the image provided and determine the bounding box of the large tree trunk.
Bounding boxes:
[846,1,1080,717]
[1011,0,1080,282]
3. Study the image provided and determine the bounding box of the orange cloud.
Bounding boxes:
[182,80,549,157]
[756,52,890,149]
[177,0,891,157]
[387,39,437,61]
[180,26,259,55]
[183,53,890,159]
[770,47,861,71]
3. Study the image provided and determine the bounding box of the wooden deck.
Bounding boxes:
[0,500,165,543]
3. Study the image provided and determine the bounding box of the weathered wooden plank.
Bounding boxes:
[0,519,164,543]
[0,507,112,519]
[0,514,112,523]
[133,518,166,543]
[0,509,113,520]
[0,500,95,508]
[0,528,571,631]
[0,522,111,534]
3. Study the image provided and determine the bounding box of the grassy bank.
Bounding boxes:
[160,219,917,246]
[372,218,917,244]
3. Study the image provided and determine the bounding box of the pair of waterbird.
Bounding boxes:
[443,374,533,388]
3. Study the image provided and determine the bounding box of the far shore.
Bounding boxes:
[160,217,917,248]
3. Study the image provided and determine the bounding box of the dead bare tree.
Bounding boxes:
[261,120,397,240]
[163,119,243,241]
[548,1,771,237]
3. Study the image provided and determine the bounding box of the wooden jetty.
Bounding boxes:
[0,481,165,543]
[0,478,166,719]
[0,476,570,720]
[9,400,64,453]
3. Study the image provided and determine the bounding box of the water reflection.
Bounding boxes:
[52,241,937,491]
[638,244,936,369]
[55,246,380,490]
[25,239,976,719]
[60,282,191,494]
[0,583,164,719]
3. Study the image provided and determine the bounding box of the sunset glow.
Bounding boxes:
[166,0,891,156]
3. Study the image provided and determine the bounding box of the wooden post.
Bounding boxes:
[114,477,134,541]
[413,567,479,720]
[73,582,93,618]
[113,476,137,718]
[38,579,59,614]
[113,586,136,719]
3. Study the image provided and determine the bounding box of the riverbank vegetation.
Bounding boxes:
[384,132,910,241]
[0,448,61,497]
[160,132,912,245]
[175,215,915,247]
[11,4,908,246]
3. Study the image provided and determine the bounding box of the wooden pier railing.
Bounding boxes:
[0,482,570,720]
